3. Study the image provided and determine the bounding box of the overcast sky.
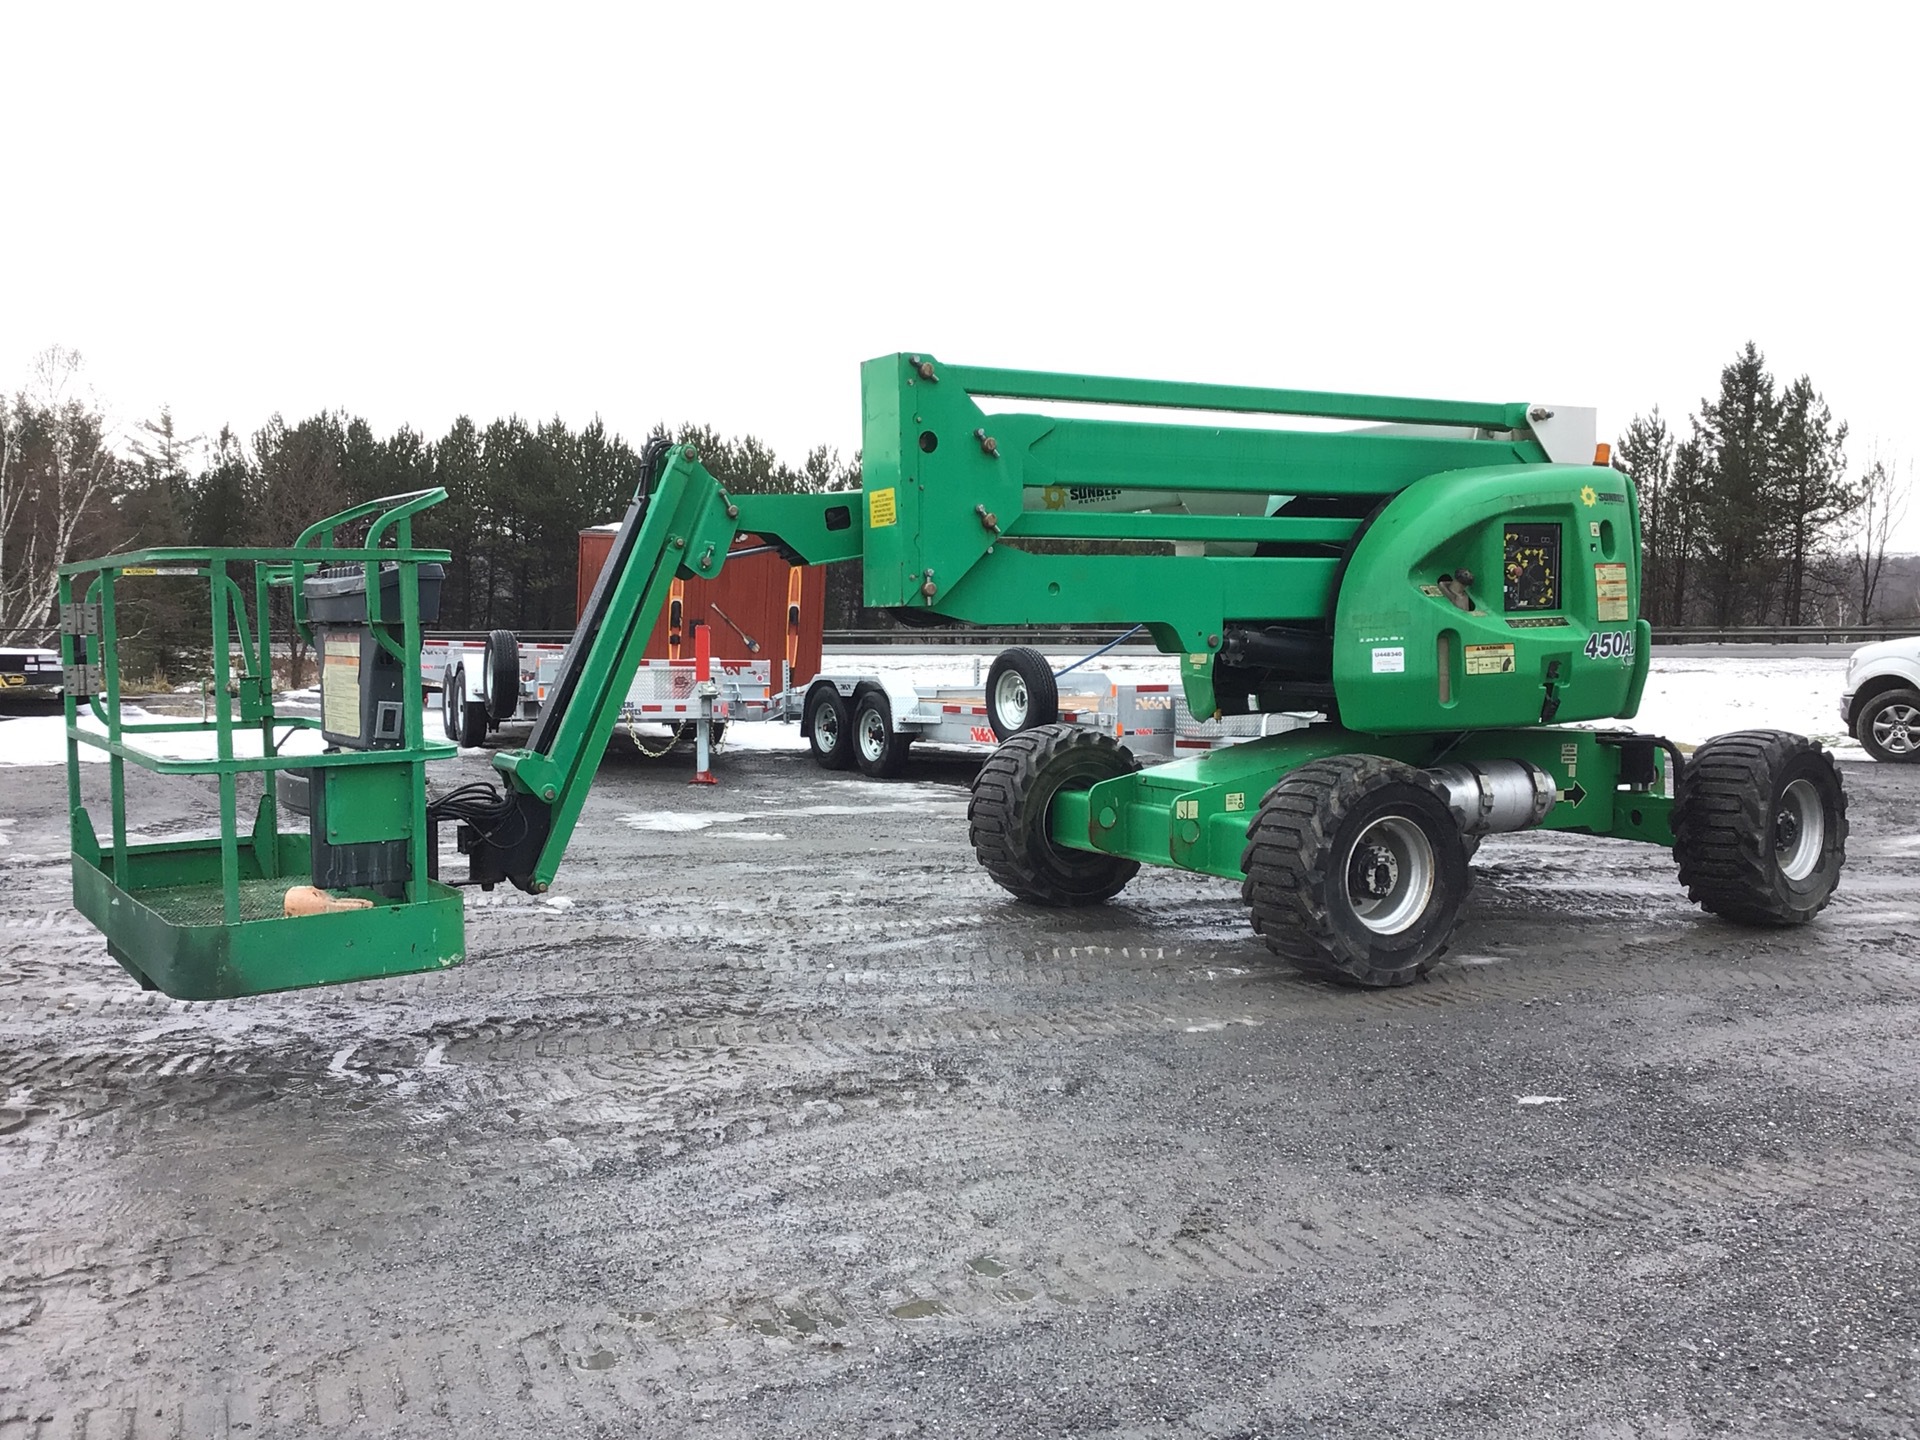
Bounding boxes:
[6,3,1915,536]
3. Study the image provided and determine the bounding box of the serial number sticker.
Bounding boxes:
[1594,562,1629,622]
[1176,799,1200,820]
[868,487,898,529]
[1225,792,1246,812]
[1370,646,1405,674]
[1189,653,1210,669]
[1465,643,1515,675]
[1583,630,1636,661]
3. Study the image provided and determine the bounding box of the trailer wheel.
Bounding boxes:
[443,664,468,744]
[1239,754,1469,987]
[986,646,1060,741]
[482,629,520,721]
[806,686,852,770]
[853,692,912,778]
[1856,689,1920,763]
[971,723,1141,905]
[1674,729,1846,924]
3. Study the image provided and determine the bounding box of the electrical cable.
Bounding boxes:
[426,780,527,850]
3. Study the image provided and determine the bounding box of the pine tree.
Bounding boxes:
[1770,375,1853,625]
[1617,409,1678,623]
[1692,342,1783,626]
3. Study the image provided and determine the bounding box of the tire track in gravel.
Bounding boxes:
[8,927,1920,1107]
[10,1133,1918,1439]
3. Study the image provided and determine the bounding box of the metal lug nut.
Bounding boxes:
[975,503,1000,533]
[725,503,739,519]
[1528,405,1554,423]
[973,428,998,458]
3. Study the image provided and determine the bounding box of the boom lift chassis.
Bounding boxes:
[62,354,1847,998]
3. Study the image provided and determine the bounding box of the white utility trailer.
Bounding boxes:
[427,633,1295,776]
[798,645,1301,779]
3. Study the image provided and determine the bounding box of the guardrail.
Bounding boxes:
[416,623,1915,652]
[820,625,1914,647]
[1652,625,1910,645]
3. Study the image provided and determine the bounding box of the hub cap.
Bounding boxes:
[1342,815,1435,936]
[813,702,839,753]
[1774,778,1825,882]
[1872,702,1919,755]
[995,671,1030,729]
[859,709,888,762]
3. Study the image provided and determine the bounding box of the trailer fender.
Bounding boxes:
[859,677,927,734]
[800,676,864,739]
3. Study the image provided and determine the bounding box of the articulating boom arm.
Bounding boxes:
[478,446,861,892]
[474,352,1630,895]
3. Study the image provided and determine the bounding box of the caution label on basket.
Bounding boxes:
[322,634,361,735]
[868,487,897,529]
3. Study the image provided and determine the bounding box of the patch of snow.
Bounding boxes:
[1516,1095,1568,1106]
[716,721,808,753]
[618,811,751,833]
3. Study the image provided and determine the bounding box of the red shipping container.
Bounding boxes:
[576,528,825,684]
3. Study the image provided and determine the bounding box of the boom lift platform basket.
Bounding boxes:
[58,490,465,999]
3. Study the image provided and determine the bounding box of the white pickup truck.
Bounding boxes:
[1840,636,1920,761]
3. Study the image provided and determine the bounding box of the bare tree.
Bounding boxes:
[1850,450,1909,623]
[0,346,122,643]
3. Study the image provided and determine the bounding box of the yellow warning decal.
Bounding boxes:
[1594,562,1629,622]
[1465,643,1516,675]
[868,487,898,529]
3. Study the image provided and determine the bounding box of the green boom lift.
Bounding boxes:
[60,353,1847,998]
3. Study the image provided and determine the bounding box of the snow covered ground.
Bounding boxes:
[0,652,1863,768]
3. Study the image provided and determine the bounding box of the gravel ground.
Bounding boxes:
[2,733,1918,1439]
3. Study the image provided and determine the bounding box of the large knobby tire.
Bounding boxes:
[806,685,852,770]
[1674,729,1847,925]
[482,629,521,721]
[1855,688,1920,763]
[970,723,1141,905]
[1239,754,1470,987]
[853,691,912,779]
[986,646,1060,741]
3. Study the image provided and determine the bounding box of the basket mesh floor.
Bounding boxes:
[136,876,306,926]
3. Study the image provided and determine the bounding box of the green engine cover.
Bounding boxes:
[1331,465,1652,733]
